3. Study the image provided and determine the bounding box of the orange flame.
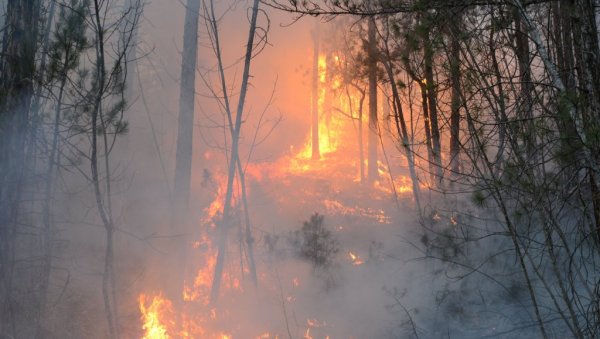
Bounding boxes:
[139,293,174,339]
[349,251,364,265]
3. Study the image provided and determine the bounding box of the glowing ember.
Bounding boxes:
[323,199,391,224]
[348,251,364,265]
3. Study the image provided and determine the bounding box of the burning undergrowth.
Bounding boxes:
[135,37,423,336]
[136,116,423,337]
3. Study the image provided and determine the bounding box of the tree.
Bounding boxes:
[210,0,262,305]
[36,3,88,337]
[367,17,379,182]
[267,0,600,336]
[87,0,140,336]
[311,19,321,160]
[171,0,201,300]
[0,0,42,334]
[172,0,200,229]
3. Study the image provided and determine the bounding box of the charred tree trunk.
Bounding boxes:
[367,17,378,182]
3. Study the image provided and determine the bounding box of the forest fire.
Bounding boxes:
[133,43,410,336]
[1,0,597,337]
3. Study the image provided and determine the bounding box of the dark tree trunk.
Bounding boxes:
[423,20,443,183]
[211,0,261,305]
[173,0,200,222]
[367,17,378,182]
[513,8,536,156]
[172,0,200,298]
[0,0,41,334]
[311,19,320,160]
[310,20,321,160]
[449,11,462,176]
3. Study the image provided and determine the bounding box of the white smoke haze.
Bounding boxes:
[2,0,598,338]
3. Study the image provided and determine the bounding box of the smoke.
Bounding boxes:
[17,0,548,338]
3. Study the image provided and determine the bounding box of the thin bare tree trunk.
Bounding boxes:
[205,0,258,288]
[379,30,422,212]
[311,19,320,160]
[423,23,442,184]
[367,17,379,182]
[512,0,598,174]
[449,11,462,176]
[210,0,261,305]
[36,49,67,339]
[32,1,56,336]
[385,63,421,213]
[402,55,435,182]
[91,1,119,337]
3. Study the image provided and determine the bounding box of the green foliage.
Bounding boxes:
[471,190,487,208]
[291,213,339,268]
[47,0,90,83]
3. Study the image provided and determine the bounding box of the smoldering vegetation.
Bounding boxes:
[1,0,600,338]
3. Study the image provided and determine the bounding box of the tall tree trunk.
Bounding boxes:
[513,8,535,157]
[311,19,320,160]
[36,50,68,339]
[172,0,200,297]
[489,19,509,174]
[206,0,258,288]
[367,17,378,182]
[379,27,422,213]
[403,56,435,182]
[449,11,462,176]
[511,0,598,174]
[357,89,366,183]
[123,0,141,99]
[210,0,261,305]
[91,1,125,336]
[420,82,435,181]
[570,0,600,245]
[384,60,422,213]
[173,0,200,224]
[423,21,443,184]
[0,0,41,334]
